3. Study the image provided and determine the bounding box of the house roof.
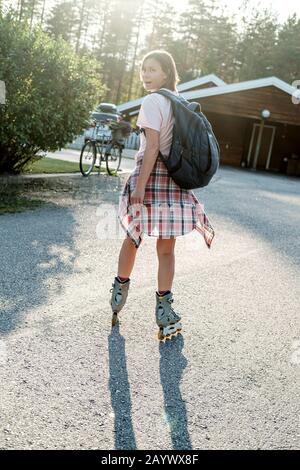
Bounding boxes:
[182,76,297,101]
[117,74,226,114]
[119,76,298,117]
[176,73,226,91]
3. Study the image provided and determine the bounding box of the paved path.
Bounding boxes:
[45,148,137,173]
[0,166,299,449]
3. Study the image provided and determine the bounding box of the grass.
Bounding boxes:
[0,195,46,215]
[24,157,106,174]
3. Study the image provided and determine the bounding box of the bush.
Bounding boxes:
[0,13,104,174]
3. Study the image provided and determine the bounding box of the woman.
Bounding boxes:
[109,50,216,341]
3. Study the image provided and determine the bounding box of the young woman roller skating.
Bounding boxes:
[109,50,215,341]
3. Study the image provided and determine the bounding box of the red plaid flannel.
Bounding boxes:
[118,153,215,249]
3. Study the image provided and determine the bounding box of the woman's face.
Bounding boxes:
[140,58,168,92]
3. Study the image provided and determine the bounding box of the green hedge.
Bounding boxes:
[0,12,104,174]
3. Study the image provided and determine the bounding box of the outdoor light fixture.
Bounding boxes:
[251,109,271,170]
[261,109,271,119]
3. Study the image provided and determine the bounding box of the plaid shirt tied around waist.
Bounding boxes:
[118,152,215,249]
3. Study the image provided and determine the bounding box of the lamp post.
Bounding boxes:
[251,109,270,170]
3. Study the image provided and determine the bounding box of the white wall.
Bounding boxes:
[67,131,140,151]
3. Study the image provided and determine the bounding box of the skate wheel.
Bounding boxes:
[158,337,166,343]
[112,312,119,326]
[157,331,182,342]
[159,330,182,341]
[158,329,165,341]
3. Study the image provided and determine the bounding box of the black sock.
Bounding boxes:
[157,290,171,296]
[116,276,130,283]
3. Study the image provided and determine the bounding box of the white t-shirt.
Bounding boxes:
[136,88,179,158]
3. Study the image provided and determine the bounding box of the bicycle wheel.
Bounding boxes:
[97,135,107,164]
[106,144,122,175]
[80,140,96,176]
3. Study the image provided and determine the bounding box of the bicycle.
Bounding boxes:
[80,119,109,177]
[105,119,138,175]
[80,118,140,177]
[105,132,124,176]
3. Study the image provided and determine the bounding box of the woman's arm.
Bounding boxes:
[130,127,160,204]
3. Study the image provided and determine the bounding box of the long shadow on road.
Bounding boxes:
[108,325,137,450]
[108,327,192,450]
[159,334,192,450]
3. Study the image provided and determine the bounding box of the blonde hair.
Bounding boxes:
[140,49,180,92]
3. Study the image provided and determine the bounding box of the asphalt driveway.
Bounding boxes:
[0,166,299,450]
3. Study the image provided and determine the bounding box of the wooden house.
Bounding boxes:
[119,75,300,176]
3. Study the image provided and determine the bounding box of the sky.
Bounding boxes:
[3,0,299,25]
[172,0,299,24]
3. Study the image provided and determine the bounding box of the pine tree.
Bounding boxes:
[46,1,77,43]
[273,13,300,82]
[235,6,279,80]
[93,0,140,103]
[18,0,43,28]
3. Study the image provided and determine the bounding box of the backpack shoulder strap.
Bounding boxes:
[187,102,201,112]
[152,89,201,113]
[152,89,188,106]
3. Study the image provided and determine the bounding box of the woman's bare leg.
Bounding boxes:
[117,236,139,278]
[156,238,176,291]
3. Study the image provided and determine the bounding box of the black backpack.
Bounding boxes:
[142,88,220,190]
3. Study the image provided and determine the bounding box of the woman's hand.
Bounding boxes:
[130,186,145,205]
